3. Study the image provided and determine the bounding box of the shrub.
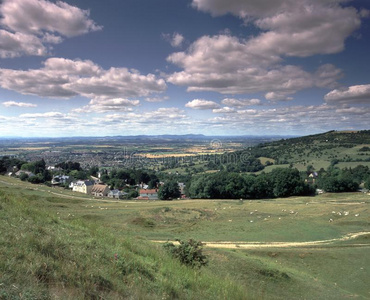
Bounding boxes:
[163,239,208,268]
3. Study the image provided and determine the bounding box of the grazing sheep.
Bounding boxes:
[329,218,333,222]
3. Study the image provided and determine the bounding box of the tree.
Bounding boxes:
[365,176,370,189]
[88,166,99,177]
[158,180,181,200]
[19,173,29,181]
[250,173,274,199]
[270,168,309,198]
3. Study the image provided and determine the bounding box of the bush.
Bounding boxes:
[163,239,208,268]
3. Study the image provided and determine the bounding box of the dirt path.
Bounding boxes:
[152,232,370,249]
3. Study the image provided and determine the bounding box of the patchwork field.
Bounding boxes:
[1,175,369,299]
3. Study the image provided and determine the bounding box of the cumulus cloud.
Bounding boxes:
[1,0,101,37]
[324,84,370,104]
[74,98,140,113]
[0,0,101,58]
[0,29,47,58]
[96,108,188,128]
[0,58,167,99]
[162,32,185,47]
[167,0,364,99]
[202,103,370,134]
[167,34,343,97]
[3,101,37,108]
[221,98,261,107]
[185,99,220,110]
[212,107,236,114]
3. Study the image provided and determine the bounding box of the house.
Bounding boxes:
[47,166,62,172]
[90,176,102,184]
[51,175,70,185]
[91,184,110,197]
[138,189,158,200]
[307,172,318,184]
[72,180,94,194]
[108,189,127,199]
[178,182,186,195]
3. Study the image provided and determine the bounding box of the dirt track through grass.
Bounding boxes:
[152,231,370,249]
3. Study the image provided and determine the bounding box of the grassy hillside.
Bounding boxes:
[247,130,370,171]
[0,181,245,299]
[1,176,370,299]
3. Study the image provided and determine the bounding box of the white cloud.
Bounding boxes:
[0,0,101,37]
[325,84,370,104]
[264,92,293,101]
[185,99,220,110]
[171,33,185,47]
[221,98,261,107]
[166,0,364,98]
[212,107,236,114]
[0,29,47,58]
[162,32,185,48]
[0,0,101,58]
[201,103,370,134]
[20,112,65,118]
[74,97,140,113]
[249,4,361,58]
[145,96,169,102]
[168,45,322,96]
[95,108,188,128]
[70,68,166,99]
[2,101,37,108]
[0,58,167,99]
[335,107,370,114]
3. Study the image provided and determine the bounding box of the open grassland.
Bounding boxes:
[1,175,369,299]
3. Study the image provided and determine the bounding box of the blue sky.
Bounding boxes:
[0,0,369,137]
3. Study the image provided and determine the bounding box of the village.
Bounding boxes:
[52,173,186,201]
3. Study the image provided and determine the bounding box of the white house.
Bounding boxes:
[72,180,94,194]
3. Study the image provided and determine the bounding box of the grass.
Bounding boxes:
[0,180,247,299]
[1,175,370,299]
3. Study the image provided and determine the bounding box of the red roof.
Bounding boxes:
[139,189,157,194]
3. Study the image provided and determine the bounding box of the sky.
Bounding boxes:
[0,0,369,137]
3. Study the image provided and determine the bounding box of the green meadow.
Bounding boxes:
[1,175,369,299]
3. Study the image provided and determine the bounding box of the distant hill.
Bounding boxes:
[235,130,370,171]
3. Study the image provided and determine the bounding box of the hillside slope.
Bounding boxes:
[0,187,245,299]
[246,130,370,170]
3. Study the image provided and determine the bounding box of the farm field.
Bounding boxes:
[1,175,369,299]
